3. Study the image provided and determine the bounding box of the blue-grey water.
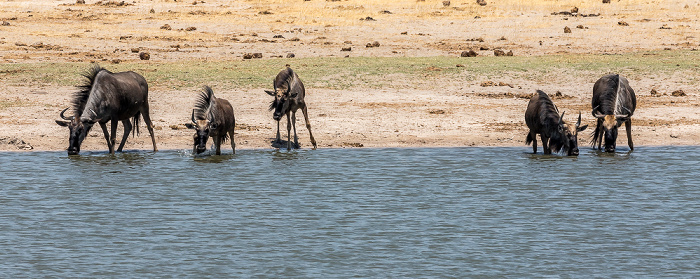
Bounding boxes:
[1,146,699,278]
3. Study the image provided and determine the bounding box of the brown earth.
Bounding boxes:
[1,0,699,152]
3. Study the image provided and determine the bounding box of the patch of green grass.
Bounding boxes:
[1,50,697,91]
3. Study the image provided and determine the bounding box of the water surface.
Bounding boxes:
[1,147,699,277]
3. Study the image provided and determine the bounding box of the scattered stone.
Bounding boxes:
[456,64,465,67]
[603,0,610,3]
[476,0,487,6]
[618,21,629,26]
[131,48,139,53]
[442,0,451,7]
[252,53,263,59]
[577,25,584,29]
[344,40,352,44]
[1,21,10,26]
[571,7,579,13]
[671,90,686,97]
[507,50,513,56]
[380,10,392,14]
[650,89,661,96]
[258,10,273,15]
[170,124,186,130]
[111,59,121,64]
[342,142,364,147]
[366,41,380,48]
[139,52,150,60]
[660,24,672,29]
[341,47,352,51]
[361,16,376,21]
[0,137,33,150]
[243,53,253,59]
[481,81,496,87]
[401,31,408,35]
[460,50,477,57]
[467,37,485,42]
[564,26,571,33]
[160,24,172,30]
[273,35,284,38]
[494,49,506,56]
[289,37,300,42]
[150,8,155,13]
[286,53,295,58]
[185,26,197,31]
[76,0,85,4]
[429,109,446,114]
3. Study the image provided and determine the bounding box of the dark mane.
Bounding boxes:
[194,86,215,120]
[273,66,294,90]
[71,64,106,116]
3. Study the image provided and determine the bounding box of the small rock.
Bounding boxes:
[361,16,376,21]
[139,52,150,60]
[1,21,10,26]
[650,88,661,96]
[480,46,489,50]
[671,90,686,97]
[366,41,380,48]
[185,26,197,31]
[131,48,140,53]
[660,24,672,30]
[401,31,408,35]
[602,0,610,3]
[252,53,263,59]
[476,0,487,6]
[564,26,572,33]
[577,25,584,29]
[456,64,465,67]
[442,0,451,6]
[273,35,284,38]
[150,8,155,13]
[341,47,352,51]
[618,21,629,26]
[111,59,121,64]
[571,7,579,13]
[76,0,85,4]
[344,40,352,44]
[286,53,295,58]
[170,124,186,130]
[460,50,477,57]
[160,24,172,30]
[494,49,506,56]
[243,53,253,59]
[506,50,513,56]
[481,81,496,87]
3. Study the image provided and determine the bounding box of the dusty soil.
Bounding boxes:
[1,0,699,152]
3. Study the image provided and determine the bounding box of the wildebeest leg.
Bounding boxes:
[301,105,317,149]
[286,112,292,150]
[541,134,551,155]
[109,120,118,154]
[229,129,236,154]
[214,136,221,155]
[117,119,132,152]
[292,111,299,149]
[141,105,158,152]
[625,119,634,151]
[596,120,603,150]
[530,131,537,154]
[275,120,281,143]
[99,122,113,154]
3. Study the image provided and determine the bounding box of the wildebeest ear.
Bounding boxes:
[185,123,196,129]
[577,124,588,132]
[55,120,70,127]
[290,92,298,98]
[265,90,275,96]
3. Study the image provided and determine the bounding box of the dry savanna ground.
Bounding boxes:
[0,0,699,152]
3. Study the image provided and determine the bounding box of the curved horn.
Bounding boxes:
[576,111,582,127]
[191,109,197,124]
[558,111,565,125]
[615,106,632,119]
[60,107,74,120]
[89,109,98,118]
[591,105,606,119]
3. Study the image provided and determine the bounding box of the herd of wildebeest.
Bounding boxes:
[55,64,636,156]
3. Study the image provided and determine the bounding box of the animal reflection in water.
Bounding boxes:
[55,64,157,155]
[185,86,236,155]
[265,66,317,150]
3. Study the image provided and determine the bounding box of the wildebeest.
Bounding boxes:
[525,90,587,156]
[184,86,236,155]
[265,66,317,150]
[591,74,637,152]
[55,64,157,155]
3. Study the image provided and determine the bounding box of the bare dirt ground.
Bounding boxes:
[1,0,699,152]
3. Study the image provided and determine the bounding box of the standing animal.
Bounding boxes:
[525,90,587,156]
[265,66,317,150]
[185,86,236,155]
[591,74,637,152]
[55,64,157,155]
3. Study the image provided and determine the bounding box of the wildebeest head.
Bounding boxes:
[55,107,97,155]
[185,109,218,154]
[593,108,631,152]
[549,112,588,156]
[265,80,296,121]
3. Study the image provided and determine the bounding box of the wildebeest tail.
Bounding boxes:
[526,132,533,146]
[132,111,141,137]
[589,122,601,147]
